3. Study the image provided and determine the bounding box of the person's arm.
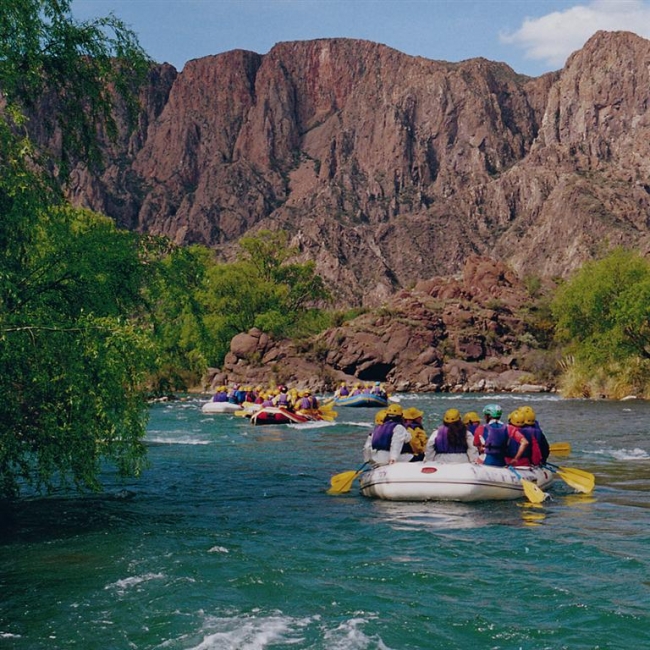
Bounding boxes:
[363,433,373,463]
[466,431,480,462]
[509,431,529,464]
[388,424,408,463]
[424,430,438,461]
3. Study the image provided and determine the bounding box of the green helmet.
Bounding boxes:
[482,403,502,419]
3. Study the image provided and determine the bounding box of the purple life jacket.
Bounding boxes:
[484,422,509,464]
[434,425,468,454]
[371,421,398,451]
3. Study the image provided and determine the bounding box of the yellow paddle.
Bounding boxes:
[545,462,595,493]
[549,442,572,456]
[327,462,368,494]
[319,409,338,421]
[509,466,547,504]
[318,401,338,421]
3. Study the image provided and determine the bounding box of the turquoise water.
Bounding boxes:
[1,393,650,649]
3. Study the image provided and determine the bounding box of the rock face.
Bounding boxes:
[58,30,650,306]
[211,257,553,393]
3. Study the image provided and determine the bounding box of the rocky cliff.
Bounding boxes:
[59,30,650,307]
[208,256,555,393]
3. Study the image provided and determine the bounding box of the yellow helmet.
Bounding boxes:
[509,409,525,427]
[375,410,387,425]
[443,408,461,424]
[462,411,481,425]
[385,403,403,417]
[520,406,536,426]
[403,407,424,420]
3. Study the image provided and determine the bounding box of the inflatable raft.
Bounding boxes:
[359,462,553,502]
[334,393,388,408]
[250,407,321,426]
[201,401,242,414]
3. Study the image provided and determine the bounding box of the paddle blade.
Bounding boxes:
[557,466,595,493]
[327,470,359,494]
[319,409,338,421]
[550,442,572,456]
[521,479,548,504]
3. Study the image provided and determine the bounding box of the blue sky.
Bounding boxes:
[70,0,650,76]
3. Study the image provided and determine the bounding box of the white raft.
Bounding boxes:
[359,462,553,502]
[201,401,242,414]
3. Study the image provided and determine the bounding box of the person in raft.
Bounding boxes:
[402,407,428,461]
[462,411,481,437]
[505,409,540,466]
[519,405,550,464]
[363,403,412,466]
[424,408,479,464]
[481,404,528,467]
[335,382,350,398]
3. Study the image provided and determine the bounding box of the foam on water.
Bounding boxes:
[165,612,391,650]
[146,437,211,445]
[181,612,312,649]
[321,616,393,650]
[599,447,650,460]
[105,572,166,594]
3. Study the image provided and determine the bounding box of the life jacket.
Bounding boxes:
[434,425,468,454]
[213,391,228,402]
[338,387,349,396]
[473,424,488,449]
[466,422,479,435]
[507,425,534,463]
[405,424,427,455]
[276,393,290,407]
[371,421,398,451]
[296,397,309,410]
[521,425,544,465]
[483,421,509,464]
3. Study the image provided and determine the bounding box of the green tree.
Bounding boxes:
[0,1,152,496]
[203,230,329,338]
[0,0,149,170]
[551,248,650,396]
[145,231,331,386]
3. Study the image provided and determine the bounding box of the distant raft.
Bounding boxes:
[250,407,323,426]
[201,401,242,414]
[359,462,554,502]
[334,393,388,408]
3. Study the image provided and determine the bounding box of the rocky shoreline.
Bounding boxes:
[205,257,557,395]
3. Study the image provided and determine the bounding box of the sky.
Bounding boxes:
[69,0,650,77]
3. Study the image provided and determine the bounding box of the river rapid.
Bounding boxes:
[1,393,649,649]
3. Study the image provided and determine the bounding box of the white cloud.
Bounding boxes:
[500,0,650,68]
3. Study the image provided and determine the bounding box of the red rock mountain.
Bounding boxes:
[63,30,650,307]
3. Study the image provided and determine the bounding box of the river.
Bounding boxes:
[1,393,649,649]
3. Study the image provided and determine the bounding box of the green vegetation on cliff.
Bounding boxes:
[552,248,650,398]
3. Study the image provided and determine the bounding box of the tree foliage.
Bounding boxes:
[0,1,152,497]
[0,0,150,170]
[0,2,332,496]
[147,231,331,390]
[551,248,650,396]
